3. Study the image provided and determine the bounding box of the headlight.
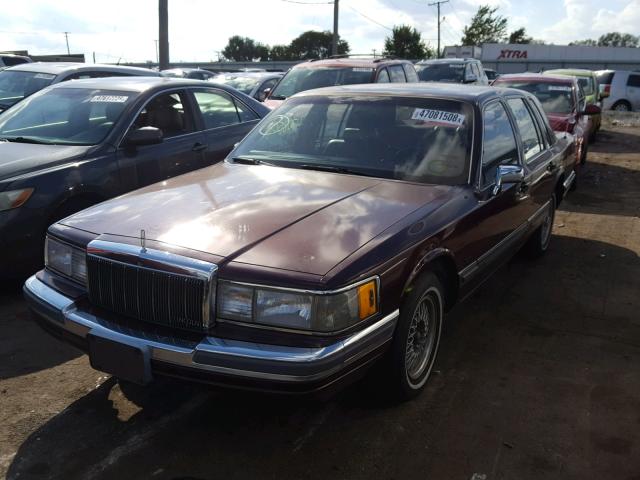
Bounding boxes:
[0,188,34,212]
[45,237,87,285]
[217,279,379,332]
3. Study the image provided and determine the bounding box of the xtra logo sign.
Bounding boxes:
[497,49,528,60]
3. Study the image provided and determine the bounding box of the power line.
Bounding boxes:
[344,4,392,31]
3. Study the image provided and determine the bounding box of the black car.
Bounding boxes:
[415,58,489,85]
[160,68,217,81]
[0,76,270,279]
[0,62,159,113]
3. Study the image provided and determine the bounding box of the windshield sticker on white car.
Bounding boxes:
[90,95,129,103]
[33,73,55,80]
[411,108,465,127]
[259,115,292,135]
[548,85,572,92]
[352,67,374,72]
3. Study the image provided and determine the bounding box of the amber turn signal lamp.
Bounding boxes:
[357,281,378,320]
[11,188,34,209]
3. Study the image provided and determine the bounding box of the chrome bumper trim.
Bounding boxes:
[24,275,398,384]
[563,170,576,192]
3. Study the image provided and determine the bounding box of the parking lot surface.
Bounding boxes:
[1,125,639,480]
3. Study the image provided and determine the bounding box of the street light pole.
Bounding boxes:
[63,32,70,55]
[158,0,169,70]
[429,0,449,58]
[332,0,339,56]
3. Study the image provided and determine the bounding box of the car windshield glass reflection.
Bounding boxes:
[416,64,465,83]
[270,68,373,99]
[0,70,56,109]
[232,95,473,186]
[0,87,135,146]
[214,76,260,95]
[497,81,574,114]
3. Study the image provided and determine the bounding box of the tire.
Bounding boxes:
[525,195,556,258]
[386,272,444,401]
[589,129,597,143]
[612,101,631,112]
[580,142,588,166]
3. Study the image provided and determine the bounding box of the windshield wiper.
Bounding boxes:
[0,136,51,145]
[230,156,278,167]
[297,164,374,177]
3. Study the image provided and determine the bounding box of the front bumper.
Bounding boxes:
[24,275,398,394]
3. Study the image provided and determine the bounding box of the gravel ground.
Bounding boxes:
[1,126,639,480]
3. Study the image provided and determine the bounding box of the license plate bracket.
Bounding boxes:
[87,332,151,385]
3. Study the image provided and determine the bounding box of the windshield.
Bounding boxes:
[577,76,594,96]
[0,87,135,146]
[231,95,473,186]
[416,63,465,83]
[270,67,374,99]
[496,81,575,114]
[0,70,56,109]
[213,75,260,95]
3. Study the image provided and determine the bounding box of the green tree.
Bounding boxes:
[383,25,433,59]
[597,32,639,47]
[508,27,532,44]
[461,5,508,46]
[269,44,293,61]
[222,36,269,61]
[288,30,349,60]
[569,39,597,46]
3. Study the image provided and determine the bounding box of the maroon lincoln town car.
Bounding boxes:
[24,84,582,400]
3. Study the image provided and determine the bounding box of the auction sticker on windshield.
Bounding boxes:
[411,108,465,127]
[90,95,129,103]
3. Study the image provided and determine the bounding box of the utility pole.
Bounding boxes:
[63,32,70,55]
[428,0,449,58]
[154,39,159,63]
[158,0,169,70]
[332,0,339,56]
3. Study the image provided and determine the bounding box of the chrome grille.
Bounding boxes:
[87,255,209,332]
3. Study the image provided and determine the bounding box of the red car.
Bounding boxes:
[493,73,600,166]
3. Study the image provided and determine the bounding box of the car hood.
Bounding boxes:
[61,162,458,276]
[0,142,91,183]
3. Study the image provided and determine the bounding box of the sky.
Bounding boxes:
[1,0,639,63]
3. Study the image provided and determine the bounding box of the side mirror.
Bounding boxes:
[258,87,271,102]
[492,164,525,196]
[124,126,163,147]
[583,104,601,116]
[464,73,478,84]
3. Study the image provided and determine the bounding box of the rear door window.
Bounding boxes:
[193,89,258,129]
[376,68,390,83]
[506,98,544,163]
[403,64,419,83]
[627,74,640,87]
[388,65,407,83]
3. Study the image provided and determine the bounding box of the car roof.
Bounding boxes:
[417,58,476,65]
[5,62,158,76]
[214,72,283,79]
[45,76,218,93]
[495,72,576,84]
[292,57,410,69]
[545,68,594,77]
[294,82,525,103]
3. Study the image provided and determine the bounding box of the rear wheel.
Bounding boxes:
[612,100,631,112]
[525,195,556,258]
[387,272,444,401]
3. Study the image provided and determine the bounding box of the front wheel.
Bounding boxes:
[387,272,444,401]
[525,195,556,258]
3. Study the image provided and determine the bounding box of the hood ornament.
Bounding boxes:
[140,229,147,252]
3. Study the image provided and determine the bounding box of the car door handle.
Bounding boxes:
[192,143,207,152]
